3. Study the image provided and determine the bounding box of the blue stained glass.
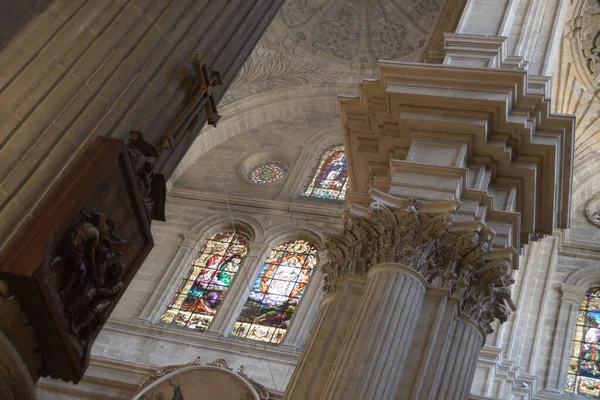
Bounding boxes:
[160,231,248,331]
[301,145,347,200]
[231,240,318,344]
[566,287,600,397]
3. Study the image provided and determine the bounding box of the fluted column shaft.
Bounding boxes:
[432,315,485,399]
[321,263,427,400]
[284,275,366,400]
[400,288,460,399]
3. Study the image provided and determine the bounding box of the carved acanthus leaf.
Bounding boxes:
[323,198,516,333]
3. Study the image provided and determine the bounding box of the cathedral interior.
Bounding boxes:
[0,0,600,399]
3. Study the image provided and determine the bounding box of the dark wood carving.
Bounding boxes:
[128,131,166,222]
[160,53,222,150]
[0,136,153,383]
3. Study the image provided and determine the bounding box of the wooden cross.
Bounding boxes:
[160,53,222,149]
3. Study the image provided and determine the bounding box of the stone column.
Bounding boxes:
[284,275,366,400]
[399,288,461,399]
[321,264,427,400]
[431,315,485,399]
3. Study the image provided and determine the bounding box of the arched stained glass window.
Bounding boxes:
[161,231,248,331]
[231,239,319,344]
[301,145,347,200]
[566,287,600,397]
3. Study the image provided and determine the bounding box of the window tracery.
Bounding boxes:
[248,161,288,184]
[301,145,347,200]
[160,231,249,331]
[566,286,600,396]
[231,239,319,344]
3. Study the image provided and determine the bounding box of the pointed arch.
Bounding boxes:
[301,144,348,200]
[230,239,319,344]
[160,231,249,331]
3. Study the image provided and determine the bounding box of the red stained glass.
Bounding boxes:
[160,231,248,331]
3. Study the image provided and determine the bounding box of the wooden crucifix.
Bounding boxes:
[160,53,222,150]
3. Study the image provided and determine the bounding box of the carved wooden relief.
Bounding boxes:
[0,137,153,382]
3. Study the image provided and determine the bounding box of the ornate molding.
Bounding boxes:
[237,365,269,400]
[323,190,516,333]
[571,0,600,88]
[585,195,600,227]
[221,23,353,105]
[136,356,202,394]
[136,358,269,400]
[278,0,442,63]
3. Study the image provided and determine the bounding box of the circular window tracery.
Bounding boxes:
[247,161,288,184]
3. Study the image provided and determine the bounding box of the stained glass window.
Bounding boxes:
[248,161,288,184]
[566,287,600,397]
[301,145,347,200]
[231,239,319,344]
[160,231,248,331]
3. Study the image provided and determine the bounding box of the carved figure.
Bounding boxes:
[51,212,127,341]
[128,131,166,222]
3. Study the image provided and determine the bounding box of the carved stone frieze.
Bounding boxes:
[323,191,516,333]
[565,0,600,88]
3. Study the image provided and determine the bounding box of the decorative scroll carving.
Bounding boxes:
[323,190,516,333]
[135,358,270,400]
[238,365,269,400]
[207,359,232,370]
[127,131,166,222]
[136,356,202,393]
[50,211,128,341]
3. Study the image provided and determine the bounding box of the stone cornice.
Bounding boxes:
[338,61,574,249]
[323,190,516,333]
[168,187,343,220]
[104,318,301,364]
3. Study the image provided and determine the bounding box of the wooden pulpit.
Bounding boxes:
[0,136,157,382]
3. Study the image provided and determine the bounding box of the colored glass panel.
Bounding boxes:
[248,161,288,184]
[566,287,600,397]
[301,145,347,200]
[160,231,248,331]
[231,239,319,344]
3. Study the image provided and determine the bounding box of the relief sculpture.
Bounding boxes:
[50,212,128,342]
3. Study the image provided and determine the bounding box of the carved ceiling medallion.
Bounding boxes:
[585,196,600,226]
[570,0,600,88]
[278,0,443,62]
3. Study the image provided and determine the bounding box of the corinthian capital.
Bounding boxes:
[322,191,517,333]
